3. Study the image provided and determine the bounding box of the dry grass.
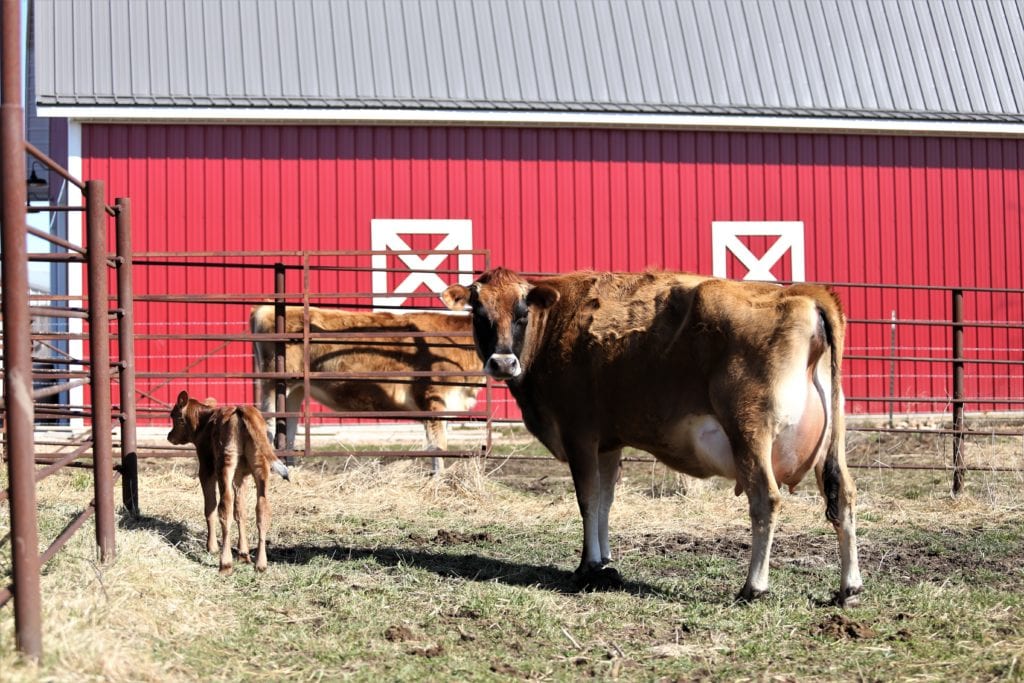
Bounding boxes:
[2,429,1024,681]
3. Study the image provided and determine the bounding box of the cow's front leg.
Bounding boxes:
[597,448,622,566]
[233,472,250,564]
[567,442,622,590]
[736,438,782,602]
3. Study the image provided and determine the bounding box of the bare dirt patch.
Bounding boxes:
[814,613,877,640]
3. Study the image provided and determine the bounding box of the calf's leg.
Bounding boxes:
[253,474,270,572]
[233,472,250,563]
[217,454,238,574]
[198,455,218,553]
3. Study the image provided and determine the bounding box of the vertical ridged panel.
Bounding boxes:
[85,124,1024,421]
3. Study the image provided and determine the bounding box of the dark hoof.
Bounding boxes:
[735,587,769,604]
[573,565,624,591]
[832,586,863,608]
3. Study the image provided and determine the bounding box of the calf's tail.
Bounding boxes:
[242,406,290,482]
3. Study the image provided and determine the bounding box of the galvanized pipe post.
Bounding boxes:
[274,264,289,460]
[1,0,43,659]
[951,289,966,496]
[115,197,139,515]
[86,180,116,560]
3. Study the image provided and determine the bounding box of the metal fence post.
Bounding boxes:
[1,0,42,659]
[274,264,289,460]
[951,289,966,496]
[115,197,138,515]
[86,180,116,561]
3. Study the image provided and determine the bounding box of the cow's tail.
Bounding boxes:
[815,290,846,525]
[243,406,290,482]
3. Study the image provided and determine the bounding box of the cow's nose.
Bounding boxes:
[485,353,521,380]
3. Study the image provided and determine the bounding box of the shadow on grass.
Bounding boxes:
[118,513,670,596]
[269,542,674,598]
[119,514,212,565]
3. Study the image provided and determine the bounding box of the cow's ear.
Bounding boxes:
[175,390,189,407]
[441,284,471,310]
[526,285,559,310]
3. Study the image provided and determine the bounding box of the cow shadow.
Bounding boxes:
[268,542,669,598]
[121,514,669,598]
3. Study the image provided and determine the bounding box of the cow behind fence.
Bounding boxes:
[250,304,486,455]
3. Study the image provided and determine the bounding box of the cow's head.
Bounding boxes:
[442,268,559,381]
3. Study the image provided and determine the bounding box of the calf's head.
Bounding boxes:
[167,390,216,445]
[442,268,559,381]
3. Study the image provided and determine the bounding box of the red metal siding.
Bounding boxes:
[83,125,1024,420]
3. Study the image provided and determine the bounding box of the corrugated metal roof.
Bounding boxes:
[34,0,1024,122]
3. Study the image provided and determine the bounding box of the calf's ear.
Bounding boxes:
[441,284,471,310]
[526,284,559,310]
[202,397,218,408]
[175,390,189,407]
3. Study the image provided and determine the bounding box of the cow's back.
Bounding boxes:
[515,272,832,469]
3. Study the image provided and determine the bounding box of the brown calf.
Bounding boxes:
[444,268,862,605]
[167,390,290,573]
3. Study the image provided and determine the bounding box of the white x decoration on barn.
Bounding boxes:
[370,219,475,309]
[711,221,806,282]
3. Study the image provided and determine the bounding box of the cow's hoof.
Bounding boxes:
[218,565,234,576]
[238,552,252,564]
[206,542,218,554]
[573,565,623,591]
[255,563,267,573]
[832,586,863,608]
[735,586,768,604]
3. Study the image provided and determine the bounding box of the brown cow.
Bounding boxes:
[167,390,290,574]
[250,304,485,455]
[443,268,862,605]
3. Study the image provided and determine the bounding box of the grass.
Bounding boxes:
[2,429,1024,682]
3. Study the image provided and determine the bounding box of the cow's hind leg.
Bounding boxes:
[566,440,623,590]
[233,472,251,564]
[817,440,863,606]
[736,434,782,602]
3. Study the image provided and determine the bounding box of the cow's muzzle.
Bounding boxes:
[485,353,522,380]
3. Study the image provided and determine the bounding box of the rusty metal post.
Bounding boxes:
[274,264,289,461]
[951,289,966,496]
[1,0,43,659]
[115,198,138,515]
[86,180,116,560]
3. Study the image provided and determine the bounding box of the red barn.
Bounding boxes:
[31,0,1024,424]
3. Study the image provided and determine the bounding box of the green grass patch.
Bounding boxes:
[3,441,1024,681]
